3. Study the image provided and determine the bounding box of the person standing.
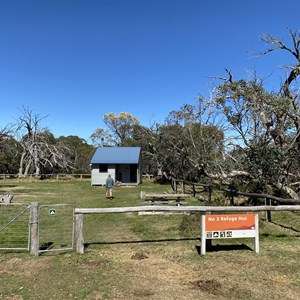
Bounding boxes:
[105,174,114,199]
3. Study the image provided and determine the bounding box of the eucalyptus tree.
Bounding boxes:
[209,29,300,199]
[153,29,300,201]
[57,135,95,173]
[90,128,115,147]
[0,125,19,174]
[91,112,140,146]
[141,101,226,181]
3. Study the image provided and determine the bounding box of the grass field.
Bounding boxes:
[0,178,300,300]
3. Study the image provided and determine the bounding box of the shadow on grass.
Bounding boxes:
[0,185,18,189]
[84,237,199,248]
[261,233,300,238]
[196,243,253,254]
[269,221,300,233]
[84,239,253,254]
[39,241,54,251]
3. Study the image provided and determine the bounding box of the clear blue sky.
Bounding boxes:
[0,0,299,142]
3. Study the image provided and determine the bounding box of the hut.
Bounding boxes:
[90,146,142,185]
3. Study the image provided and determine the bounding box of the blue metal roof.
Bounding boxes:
[90,147,141,164]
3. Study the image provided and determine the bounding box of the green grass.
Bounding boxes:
[0,178,300,299]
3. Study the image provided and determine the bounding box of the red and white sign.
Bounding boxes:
[200,213,259,255]
[205,214,256,239]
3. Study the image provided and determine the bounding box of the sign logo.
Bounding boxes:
[49,209,57,216]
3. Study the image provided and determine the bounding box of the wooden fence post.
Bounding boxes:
[192,184,196,197]
[229,189,235,206]
[254,214,260,254]
[208,185,212,203]
[265,198,272,221]
[174,180,178,193]
[201,212,212,255]
[75,214,84,254]
[30,202,39,255]
[200,214,206,255]
[172,179,176,192]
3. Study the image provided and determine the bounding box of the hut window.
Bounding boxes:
[99,164,108,173]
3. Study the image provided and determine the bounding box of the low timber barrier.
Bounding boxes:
[74,205,300,254]
[171,178,300,205]
[0,173,91,181]
[1,203,300,255]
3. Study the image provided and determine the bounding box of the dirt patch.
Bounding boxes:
[190,279,222,295]
[5,296,23,300]
[131,252,149,260]
[77,259,108,268]
[11,257,53,277]
[108,247,203,299]
[226,285,253,299]
[132,289,155,297]
[0,258,22,277]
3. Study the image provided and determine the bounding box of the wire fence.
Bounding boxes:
[0,203,74,253]
[0,203,30,250]
[38,204,74,253]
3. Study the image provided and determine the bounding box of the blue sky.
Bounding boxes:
[0,0,299,142]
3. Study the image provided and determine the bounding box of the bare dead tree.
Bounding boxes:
[259,29,300,98]
[259,29,300,149]
[16,107,73,176]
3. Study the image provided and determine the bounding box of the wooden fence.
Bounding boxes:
[0,174,91,181]
[171,178,300,205]
[74,205,300,254]
[2,202,300,255]
[1,174,155,182]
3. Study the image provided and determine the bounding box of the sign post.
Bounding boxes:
[201,213,259,255]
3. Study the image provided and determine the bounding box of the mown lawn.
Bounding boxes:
[0,178,299,300]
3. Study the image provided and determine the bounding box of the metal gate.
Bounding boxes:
[0,203,31,250]
[38,204,74,253]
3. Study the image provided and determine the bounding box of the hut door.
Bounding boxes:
[130,164,137,183]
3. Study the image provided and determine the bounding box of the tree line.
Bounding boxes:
[1,29,300,202]
[0,107,94,176]
[91,29,300,201]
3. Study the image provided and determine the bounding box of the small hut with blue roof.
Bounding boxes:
[90,146,142,186]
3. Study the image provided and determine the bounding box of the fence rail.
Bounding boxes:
[75,205,300,214]
[0,173,91,181]
[1,173,153,181]
[74,205,300,254]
